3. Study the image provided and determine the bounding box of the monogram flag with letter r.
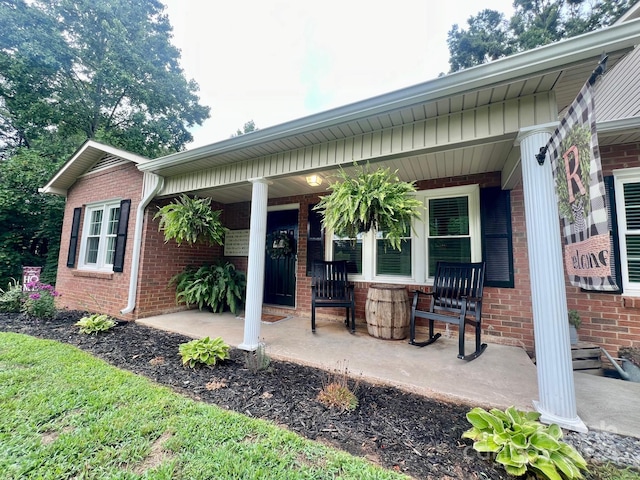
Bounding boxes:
[548,80,618,291]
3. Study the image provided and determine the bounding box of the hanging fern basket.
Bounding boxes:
[153,194,228,246]
[313,164,422,251]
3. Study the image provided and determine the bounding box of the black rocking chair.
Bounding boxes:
[310,260,356,333]
[409,261,486,361]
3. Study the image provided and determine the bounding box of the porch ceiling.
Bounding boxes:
[193,138,518,204]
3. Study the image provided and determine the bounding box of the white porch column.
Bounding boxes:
[238,178,269,351]
[517,125,587,433]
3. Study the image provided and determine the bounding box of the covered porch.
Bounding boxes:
[138,309,640,440]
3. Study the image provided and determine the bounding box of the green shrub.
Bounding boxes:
[154,194,227,246]
[0,278,24,313]
[21,282,59,319]
[75,313,117,334]
[171,261,246,314]
[179,336,230,368]
[462,406,588,479]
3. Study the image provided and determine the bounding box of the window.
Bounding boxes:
[424,185,481,279]
[427,196,471,276]
[376,227,411,277]
[614,168,640,295]
[333,233,363,274]
[306,204,324,275]
[78,201,122,271]
[319,185,482,283]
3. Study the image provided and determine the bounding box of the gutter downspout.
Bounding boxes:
[121,173,164,315]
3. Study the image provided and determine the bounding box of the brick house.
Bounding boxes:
[42,10,640,430]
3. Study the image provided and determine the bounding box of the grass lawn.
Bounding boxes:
[0,332,406,479]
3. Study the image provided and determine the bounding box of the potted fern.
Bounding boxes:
[170,261,246,314]
[154,194,227,246]
[313,163,422,251]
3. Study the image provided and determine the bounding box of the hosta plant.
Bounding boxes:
[462,406,588,479]
[75,313,117,334]
[179,336,230,368]
[154,194,227,246]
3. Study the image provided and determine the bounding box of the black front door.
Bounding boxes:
[264,209,298,307]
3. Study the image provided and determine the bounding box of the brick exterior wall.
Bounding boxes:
[55,163,144,320]
[55,142,640,357]
[134,197,225,318]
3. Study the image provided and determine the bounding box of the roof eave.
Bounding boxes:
[41,140,150,196]
[138,18,640,174]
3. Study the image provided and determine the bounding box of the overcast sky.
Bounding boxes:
[162,1,515,148]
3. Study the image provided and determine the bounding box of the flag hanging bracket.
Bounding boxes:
[535,146,548,165]
[534,54,608,166]
[588,54,608,86]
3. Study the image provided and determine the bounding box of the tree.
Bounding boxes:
[447,9,514,72]
[0,0,210,158]
[232,120,258,137]
[0,0,211,285]
[0,149,64,285]
[447,0,633,72]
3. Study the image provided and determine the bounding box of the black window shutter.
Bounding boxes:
[67,207,82,268]
[480,187,514,288]
[585,176,622,293]
[306,204,324,276]
[113,199,131,273]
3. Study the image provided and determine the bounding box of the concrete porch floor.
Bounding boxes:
[138,310,640,439]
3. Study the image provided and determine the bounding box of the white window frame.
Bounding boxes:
[614,167,640,296]
[373,227,413,281]
[325,184,481,285]
[327,231,367,281]
[422,184,481,282]
[77,199,121,272]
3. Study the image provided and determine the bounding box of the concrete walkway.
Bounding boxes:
[138,310,640,439]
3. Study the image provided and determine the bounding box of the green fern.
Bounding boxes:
[170,261,246,314]
[314,163,422,251]
[154,194,227,246]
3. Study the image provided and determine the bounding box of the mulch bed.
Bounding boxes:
[1,310,513,479]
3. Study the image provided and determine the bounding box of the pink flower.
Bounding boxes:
[29,293,41,300]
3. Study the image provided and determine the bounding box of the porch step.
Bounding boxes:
[572,342,602,371]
